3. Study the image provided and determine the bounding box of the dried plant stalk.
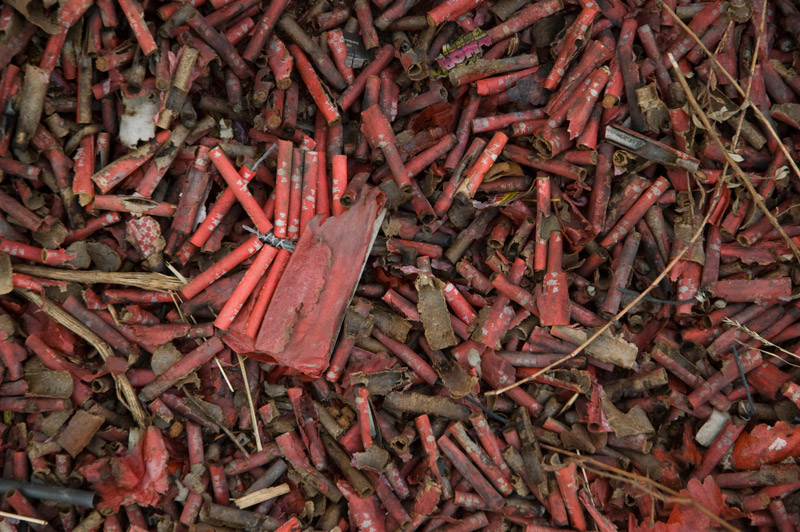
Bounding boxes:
[231,484,290,509]
[15,289,147,427]
[666,52,800,264]
[489,183,723,396]
[0,510,48,526]
[541,444,740,532]
[12,264,185,291]
[660,1,800,185]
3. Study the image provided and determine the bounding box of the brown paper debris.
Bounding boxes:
[349,370,415,396]
[601,394,655,438]
[433,356,478,399]
[415,271,456,350]
[552,325,638,368]
[4,0,60,34]
[56,409,106,457]
[0,252,11,294]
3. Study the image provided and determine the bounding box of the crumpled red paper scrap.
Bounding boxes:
[79,426,169,511]
[731,421,800,470]
[640,477,744,532]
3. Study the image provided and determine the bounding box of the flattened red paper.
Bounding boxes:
[79,426,169,511]
[253,186,386,376]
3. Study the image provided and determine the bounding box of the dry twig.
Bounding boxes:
[659,0,800,184]
[12,264,185,291]
[488,183,724,396]
[724,317,800,367]
[231,484,290,509]
[14,289,148,427]
[238,352,263,452]
[542,444,742,532]
[667,53,800,264]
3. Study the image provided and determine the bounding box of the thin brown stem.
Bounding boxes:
[659,1,800,184]
[183,391,251,458]
[15,289,148,427]
[668,53,800,264]
[238,352,263,452]
[541,444,742,532]
[487,183,723,396]
[166,262,234,392]
[719,0,764,186]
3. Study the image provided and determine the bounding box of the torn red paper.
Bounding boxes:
[665,477,743,531]
[253,186,386,377]
[731,421,800,470]
[79,426,170,511]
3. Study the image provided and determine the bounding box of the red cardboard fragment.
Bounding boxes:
[79,426,169,511]
[731,421,800,471]
[254,186,385,376]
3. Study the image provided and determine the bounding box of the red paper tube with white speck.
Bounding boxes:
[692,417,747,480]
[188,163,254,251]
[210,146,273,235]
[601,230,641,318]
[118,0,158,56]
[415,414,451,498]
[288,45,341,126]
[214,245,278,330]
[242,0,289,62]
[244,248,291,338]
[139,336,225,401]
[485,0,564,42]
[90,131,170,193]
[453,132,508,202]
[286,147,303,241]
[448,422,514,496]
[372,328,438,385]
[299,150,319,235]
[545,5,600,91]
[340,45,395,111]
[186,7,250,79]
[688,349,762,409]
[437,435,504,511]
[361,104,413,191]
[179,235,263,300]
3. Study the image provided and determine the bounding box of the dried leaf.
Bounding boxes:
[87,242,122,272]
[64,241,91,269]
[483,161,525,183]
[31,220,67,249]
[151,342,182,376]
